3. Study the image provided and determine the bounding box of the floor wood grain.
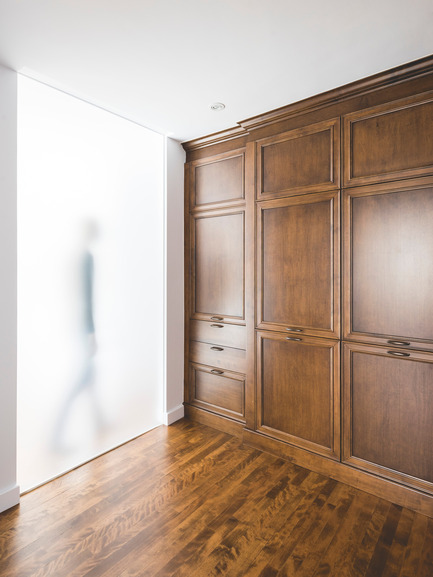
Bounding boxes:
[1,419,432,576]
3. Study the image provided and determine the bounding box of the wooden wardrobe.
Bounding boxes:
[183,55,433,517]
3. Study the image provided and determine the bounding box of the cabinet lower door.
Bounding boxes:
[343,342,433,493]
[256,331,340,459]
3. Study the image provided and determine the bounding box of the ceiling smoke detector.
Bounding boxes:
[210,102,225,111]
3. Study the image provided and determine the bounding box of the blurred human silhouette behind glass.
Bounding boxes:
[52,219,103,451]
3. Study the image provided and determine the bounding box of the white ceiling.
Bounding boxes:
[0,0,432,143]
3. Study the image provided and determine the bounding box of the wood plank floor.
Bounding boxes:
[1,419,432,577]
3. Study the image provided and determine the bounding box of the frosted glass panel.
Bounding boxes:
[17,76,164,492]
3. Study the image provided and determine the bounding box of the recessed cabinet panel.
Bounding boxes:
[258,192,339,338]
[343,343,433,492]
[192,209,245,322]
[190,340,247,374]
[343,94,433,186]
[257,331,340,459]
[343,180,433,350]
[189,363,245,421]
[257,118,340,199]
[191,150,245,208]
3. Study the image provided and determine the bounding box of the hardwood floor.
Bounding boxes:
[1,419,432,577]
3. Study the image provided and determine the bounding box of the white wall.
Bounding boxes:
[0,80,185,511]
[0,65,20,513]
[164,138,185,424]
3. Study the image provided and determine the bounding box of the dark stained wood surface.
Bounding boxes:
[343,93,433,187]
[257,118,340,199]
[256,331,340,460]
[189,362,245,421]
[192,149,245,209]
[1,419,433,577]
[191,208,245,322]
[343,342,433,493]
[257,191,340,338]
[343,179,433,349]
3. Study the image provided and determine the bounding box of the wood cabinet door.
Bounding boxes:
[191,207,245,324]
[257,191,340,338]
[343,178,433,351]
[190,148,245,210]
[343,92,433,187]
[256,118,340,200]
[343,342,433,493]
[257,331,340,459]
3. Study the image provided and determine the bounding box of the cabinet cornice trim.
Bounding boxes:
[239,54,433,131]
[182,125,248,152]
[182,54,433,152]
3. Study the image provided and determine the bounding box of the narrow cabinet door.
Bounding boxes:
[257,331,340,459]
[343,342,433,494]
[343,178,433,351]
[257,191,340,338]
[191,207,245,323]
[190,148,245,210]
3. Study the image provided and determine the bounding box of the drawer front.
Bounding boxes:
[189,362,245,421]
[190,320,246,349]
[190,340,247,374]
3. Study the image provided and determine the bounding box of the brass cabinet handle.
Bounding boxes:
[286,328,303,332]
[387,340,410,346]
[210,324,224,328]
[210,346,224,351]
[286,337,302,341]
[210,316,223,321]
[211,369,224,375]
[387,351,410,357]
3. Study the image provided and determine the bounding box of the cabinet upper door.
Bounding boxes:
[191,208,245,323]
[257,331,340,459]
[257,191,340,338]
[343,178,433,350]
[190,148,245,210]
[343,92,433,187]
[343,342,433,494]
[256,118,340,200]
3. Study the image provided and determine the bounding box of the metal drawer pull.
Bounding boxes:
[211,369,224,375]
[210,346,224,351]
[387,340,410,346]
[210,316,223,321]
[387,351,410,357]
[210,324,224,328]
[286,328,303,332]
[286,337,302,341]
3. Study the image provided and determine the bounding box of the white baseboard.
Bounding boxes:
[0,484,20,513]
[163,404,184,426]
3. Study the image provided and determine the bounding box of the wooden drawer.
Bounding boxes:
[343,92,433,187]
[190,320,246,349]
[189,362,245,421]
[189,340,247,374]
